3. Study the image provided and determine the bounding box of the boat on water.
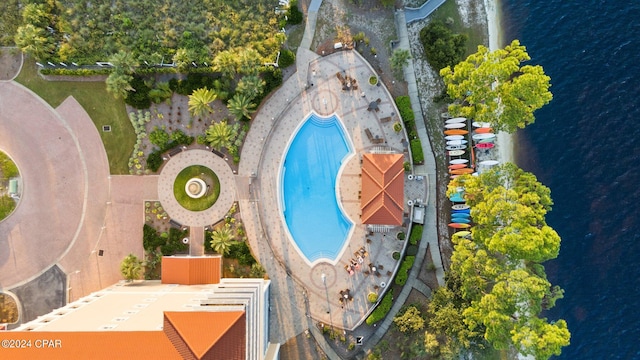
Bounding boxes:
[450,168,475,175]
[445,123,466,129]
[452,204,470,210]
[446,145,466,151]
[472,133,497,141]
[449,159,469,165]
[448,164,467,170]
[448,149,465,156]
[445,135,465,141]
[479,160,499,166]
[448,223,471,229]
[472,121,492,128]
[475,142,495,149]
[444,129,468,135]
[446,140,468,146]
[445,117,467,124]
[475,127,493,134]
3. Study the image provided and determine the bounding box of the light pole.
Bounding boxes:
[321,273,333,331]
[66,270,81,303]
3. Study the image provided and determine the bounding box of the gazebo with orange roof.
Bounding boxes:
[360,153,405,225]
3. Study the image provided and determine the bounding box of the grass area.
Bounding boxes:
[14,58,134,174]
[0,195,16,219]
[173,165,220,211]
[285,23,306,52]
[430,0,488,57]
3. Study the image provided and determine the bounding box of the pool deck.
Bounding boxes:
[238,49,426,336]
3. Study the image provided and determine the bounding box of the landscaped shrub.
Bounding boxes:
[410,139,424,164]
[406,245,418,256]
[410,224,423,245]
[278,48,296,68]
[395,96,415,124]
[397,232,405,240]
[125,76,152,109]
[368,292,379,303]
[286,0,304,25]
[170,73,219,96]
[170,129,194,146]
[160,228,189,255]
[149,128,171,149]
[392,251,400,260]
[40,68,112,76]
[227,241,257,266]
[146,151,163,172]
[262,67,283,94]
[395,256,415,285]
[366,289,393,325]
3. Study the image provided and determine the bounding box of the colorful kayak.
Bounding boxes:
[449,193,465,202]
[448,150,465,156]
[475,142,495,149]
[449,159,469,165]
[450,168,475,175]
[451,218,471,224]
[475,127,493,134]
[472,121,492,128]
[476,138,496,144]
[445,123,466,129]
[448,164,468,170]
[446,145,466,151]
[446,140,468,146]
[451,213,471,219]
[472,133,497,141]
[445,117,467,124]
[453,230,472,237]
[448,223,471,229]
[444,129,468,136]
[452,204,470,210]
[445,135,465,141]
[479,160,500,166]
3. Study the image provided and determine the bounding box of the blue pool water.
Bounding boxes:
[280,113,354,264]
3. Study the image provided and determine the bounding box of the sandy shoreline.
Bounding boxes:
[484,0,515,164]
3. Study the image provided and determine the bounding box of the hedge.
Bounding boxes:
[410,139,424,164]
[40,68,112,76]
[395,256,415,285]
[409,224,423,245]
[366,289,393,325]
[395,96,415,125]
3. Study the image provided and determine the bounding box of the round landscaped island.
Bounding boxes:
[173,165,220,211]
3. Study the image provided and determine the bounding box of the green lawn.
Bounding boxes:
[14,59,134,174]
[429,0,488,57]
[173,166,221,211]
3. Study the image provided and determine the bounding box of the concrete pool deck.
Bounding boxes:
[238,49,427,335]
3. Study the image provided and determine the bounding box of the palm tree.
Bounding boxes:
[236,75,265,101]
[210,224,237,256]
[173,48,193,73]
[110,50,138,74]
[237,48,262,76]
[227,93,257,121]
[212,50,238,80]
[205,120,236,151]
[390,49,412,79]
[188,87,217,118]
[106,71,134,99]
[120,254,143,282]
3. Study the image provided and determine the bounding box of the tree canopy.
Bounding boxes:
[419,20,468,71]
[120,254,143,282]
[442,164,570,358]
[440,40,552,133]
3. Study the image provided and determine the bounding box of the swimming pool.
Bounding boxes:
[279,112,354,265]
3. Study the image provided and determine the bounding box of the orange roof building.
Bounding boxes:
[3,257,279,360]
[360,153,405,225]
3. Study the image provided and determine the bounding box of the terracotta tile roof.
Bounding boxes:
[360,153,405,225]
[2,311,246,360]
[163,311,246,360]
[161,256,221,285]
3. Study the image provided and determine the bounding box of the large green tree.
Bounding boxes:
[419,20,468,71]
[188,87,217,118]
[443,164,570,358]
[440,40,552,133]
[14,24,54,60]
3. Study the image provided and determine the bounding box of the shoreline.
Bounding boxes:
[484,0,515,164]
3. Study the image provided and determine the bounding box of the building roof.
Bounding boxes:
[161,256,222,285]
[360,153,405,225]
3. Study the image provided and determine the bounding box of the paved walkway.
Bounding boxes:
[405,0,447,24]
